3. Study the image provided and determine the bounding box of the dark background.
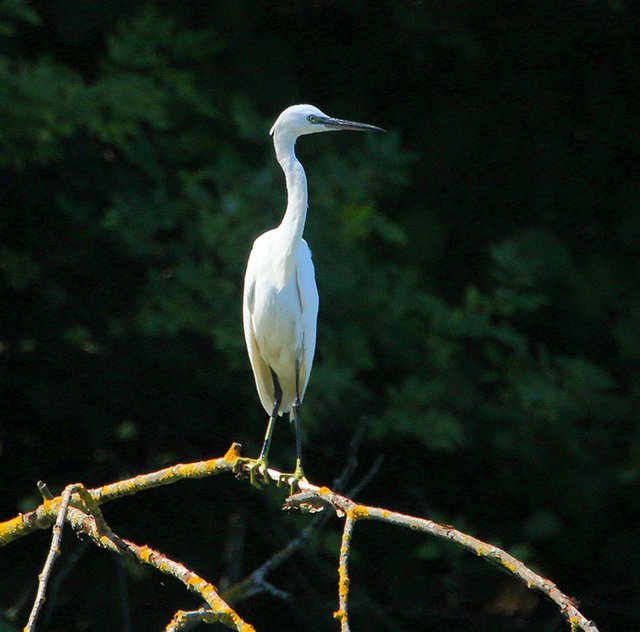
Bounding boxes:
[1,1,639,630]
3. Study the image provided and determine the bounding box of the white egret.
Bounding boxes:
[240,104,384,489]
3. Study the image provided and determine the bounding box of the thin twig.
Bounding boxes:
[24,483,76,632]
[334,514,355,632]
[285,488,599,632]
[331,420,368,492]
[42,539,91,626]
[21,476,255,632]
[58,501,255,632]
[36,481,53,501]
[221,511,247,591]
[117,537,254,632]
[222,510,326,604]
[2,444,600,632]
[346,455,383,498]
[116,557,133,632]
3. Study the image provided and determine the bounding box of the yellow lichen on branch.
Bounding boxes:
[335,514,355,631]
[0,444,240,548]
[91,445,239,505]
[2,445,251,631]
[59,500,254,632]
[224,442,242,464]
[0,514,33,546]
[284,488,599,632]
[2,444,599,632]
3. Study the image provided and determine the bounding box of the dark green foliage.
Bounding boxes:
[1,1,639,630]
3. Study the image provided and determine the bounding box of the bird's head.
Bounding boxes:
[269,104,385,140]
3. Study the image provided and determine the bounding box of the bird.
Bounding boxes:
[240,104,385,491]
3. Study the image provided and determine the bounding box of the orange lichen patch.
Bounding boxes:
[224,443,241,464]
[318,486,331,495]
[333,608,347,621]
[347,505,369,520]
[338,575,350,597]
[158,469,176,482]
[381,509,390,518]
[186,575,202,588]
[138,546,153,563]
[337,558,350,599]
[178,464,201,479]
[0,515,27,544]
[109,479,139,499]
[201,584,223,602]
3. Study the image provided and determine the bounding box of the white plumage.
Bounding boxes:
[243,231,318,416]
[241,104,384,487]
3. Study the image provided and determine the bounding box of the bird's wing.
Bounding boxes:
[295,239,319,401]
[243,244,275,415]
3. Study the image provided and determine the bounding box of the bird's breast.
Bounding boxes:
[251,277,303,363]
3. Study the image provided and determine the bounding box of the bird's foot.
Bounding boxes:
[277,460,307,496]
[234,457,270,488]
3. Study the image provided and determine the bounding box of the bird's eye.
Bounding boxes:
[307,115,318,123]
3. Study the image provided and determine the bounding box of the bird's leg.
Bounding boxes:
[277,398,307,495]
[292,397,305,481]
[278,362,307,494]
[292,361,307,486]
[236,370,282,488]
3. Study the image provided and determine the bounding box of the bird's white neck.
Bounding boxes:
[273,131,308,285]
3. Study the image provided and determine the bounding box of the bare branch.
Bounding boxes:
[334,514,355,632]
[24,483,76,632]
[223,431,379,606]
[61,498,254,631]
[42,540,91,626]
[345,455,383,498]
[285,488,599,632]
[222,510,325,604]
[330,419,368,492]
[16,475,255,632]
[2,443,600,632]
[0,444,242,547]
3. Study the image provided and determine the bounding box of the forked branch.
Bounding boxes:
[22,480,254,632]
[285,488,599,632]
[0,443,598,632]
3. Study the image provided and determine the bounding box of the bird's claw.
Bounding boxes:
[234,457,270,488]
[277,462,307,496]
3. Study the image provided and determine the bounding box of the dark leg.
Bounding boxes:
[292,398,302,471]
[278,361,306,493]
[239,369,282,488]
[293,362,303,473]
[258,368,283,462]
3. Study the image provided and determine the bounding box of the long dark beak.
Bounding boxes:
[320,116,386,133]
